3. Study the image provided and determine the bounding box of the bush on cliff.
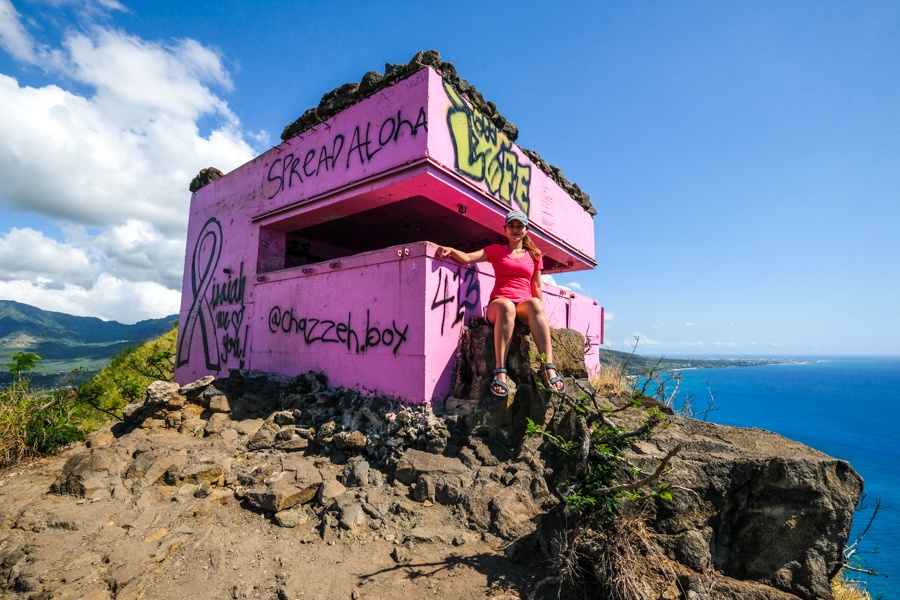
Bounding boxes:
[832,576,871,600]
[75,326,177,426]
[532,347,872,600]
[521,351,683,598]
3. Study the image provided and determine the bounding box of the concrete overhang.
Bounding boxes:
[251,157,597,273]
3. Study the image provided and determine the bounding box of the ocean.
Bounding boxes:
[672,356,899,599]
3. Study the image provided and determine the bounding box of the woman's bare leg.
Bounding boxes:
[515,298,564,391]
[487,298,516,394]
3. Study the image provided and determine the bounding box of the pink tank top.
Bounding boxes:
[484,243,543,303]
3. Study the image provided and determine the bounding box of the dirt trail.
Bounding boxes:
[0,435,541,600]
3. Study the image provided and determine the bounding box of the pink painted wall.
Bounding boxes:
[209,68,432,219]
[175,66,604,402]
[176,237,602,402]
[424,73,595,263]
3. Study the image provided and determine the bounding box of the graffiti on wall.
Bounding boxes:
[431,264,481,335]
[177,218,222,370]
[266,107,428,200]
[444,81,531,215]
[212,263,248,368]
[176,218,249,370]
[267,306,409,356]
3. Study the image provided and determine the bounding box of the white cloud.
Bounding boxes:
[630,332,706,350]
[92,0,127,11]
[0,0,36,63]
[631,332,662,347]
[542,277,585,293]
[92,219,186,287]
[43,0,127,15]
[0,33,252,232]
[0,5,258,322]
[604,311,615,321]
[0,274,179,323]
[685,321,697,327]
[65,30,234,120]
[0,227,96,287]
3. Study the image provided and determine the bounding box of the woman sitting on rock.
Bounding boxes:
[435,210,564,397]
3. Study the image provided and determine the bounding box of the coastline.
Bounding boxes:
[673,357,899,599]
[603,349,810,376]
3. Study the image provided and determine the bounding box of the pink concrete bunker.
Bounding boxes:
[175,59,604,404]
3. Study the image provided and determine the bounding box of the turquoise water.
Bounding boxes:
[674,357,898,599]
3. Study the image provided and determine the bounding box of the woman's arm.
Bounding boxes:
[532,267,543,301]
[434,246,487,265]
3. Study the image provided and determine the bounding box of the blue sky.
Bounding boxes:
[1,0,898,356]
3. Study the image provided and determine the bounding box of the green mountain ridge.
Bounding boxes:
[0,300,176,349]
[0,300,177,385]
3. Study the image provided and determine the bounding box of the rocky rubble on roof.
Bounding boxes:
[188,166,224,192]
[279,50,596,216]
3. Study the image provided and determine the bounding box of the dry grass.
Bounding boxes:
[580,504,679,600]
[832,573,871,600]
[589,359,630,397]
[0,380,85,469]
[0,396,29,467]
[0,383,43,468]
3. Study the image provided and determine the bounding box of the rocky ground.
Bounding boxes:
[0,441,542,600]
[0,324,864,600]
[0,370,566,600]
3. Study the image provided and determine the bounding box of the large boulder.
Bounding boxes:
[49,445,131,499]
[629,418,863,600]
[393,448,466,485]
[242,455,323,513]
[447,320,863,600]
[451,319,587,399]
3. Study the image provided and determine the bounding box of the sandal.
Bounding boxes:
[544,363,564,392]
[491,368,509,397]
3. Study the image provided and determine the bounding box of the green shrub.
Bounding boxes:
[0,366,85,466]
[23,393,85,453]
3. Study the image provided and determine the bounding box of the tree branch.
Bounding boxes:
[589,443,681,498]
[576,416,592,478]
[844,497,883,561]
[590,415,662,450]
[841,563,884,577]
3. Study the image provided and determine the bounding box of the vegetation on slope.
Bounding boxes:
[0,327,177,468]
[833,576,871,600]
[76,327,177,424]
[601,346,806,376]
[0,363,83,467]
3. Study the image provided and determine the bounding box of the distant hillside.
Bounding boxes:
[598,347,802,375]
[0,300,177,386]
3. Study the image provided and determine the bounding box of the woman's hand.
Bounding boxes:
[434,246,487,265]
